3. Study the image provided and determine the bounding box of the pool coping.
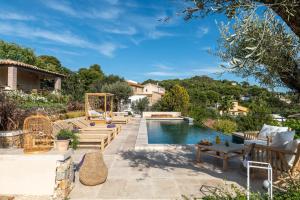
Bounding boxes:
[134,118,195,151]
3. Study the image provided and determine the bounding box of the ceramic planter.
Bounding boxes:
[55,139,70,152]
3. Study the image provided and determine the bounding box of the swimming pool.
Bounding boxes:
[147,120,232,144]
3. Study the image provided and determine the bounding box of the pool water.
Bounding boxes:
[147,120,232,144]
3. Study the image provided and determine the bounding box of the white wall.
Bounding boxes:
[142,112,182,118]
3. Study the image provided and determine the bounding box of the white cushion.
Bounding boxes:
[88,110,103,118]
[244,139,268,146]
[285,139,300,166]
[271,131,295,148]
[258,124,288,139]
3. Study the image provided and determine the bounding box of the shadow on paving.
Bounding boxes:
[119,147,265,192]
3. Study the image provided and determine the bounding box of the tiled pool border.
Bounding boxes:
[135,118,194,151]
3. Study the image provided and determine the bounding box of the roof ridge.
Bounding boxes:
[0,59,65,77]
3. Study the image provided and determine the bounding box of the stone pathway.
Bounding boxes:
[70,118,263,200]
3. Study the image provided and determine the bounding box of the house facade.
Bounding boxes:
[124,81,166,112]
[0,59,64,92]
[219,101,249,116]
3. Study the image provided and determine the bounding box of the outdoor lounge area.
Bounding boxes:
[1,112,300,199]
[1,1,300,199]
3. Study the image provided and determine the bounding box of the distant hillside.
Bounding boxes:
[143,76,298,116]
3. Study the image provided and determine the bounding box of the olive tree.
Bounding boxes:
[217,11,300,92]
[101,81,133,111]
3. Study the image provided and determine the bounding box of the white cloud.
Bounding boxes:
[193,67,223,74]
[145,65,223,78]
[0,23,121,57]
[85,8,122,20]
[154,64,174,70]
[104,26,137,35]
[148,30,174,39]
[146,71,181,77]
[44,1,76,16]
[197,26,209,38]
[98,42,120,57]
[0,12,35,21]
[43,1,122,20]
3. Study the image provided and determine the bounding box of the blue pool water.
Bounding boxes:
[147,120,232,144]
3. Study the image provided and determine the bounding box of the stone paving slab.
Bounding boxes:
[69,118,263,200]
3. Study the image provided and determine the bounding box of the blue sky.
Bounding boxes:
[0,0,255,83]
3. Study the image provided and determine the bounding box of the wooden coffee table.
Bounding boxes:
[195,143,244,171]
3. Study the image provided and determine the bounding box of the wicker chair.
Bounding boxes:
[23,115,54,153]
[244,131,271,146]
[249,143,300,187]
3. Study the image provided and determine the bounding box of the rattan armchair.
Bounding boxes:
[23,114,54,153]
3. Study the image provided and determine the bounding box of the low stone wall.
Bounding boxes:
[142,112,182,118]
[54,157,75,199]
[0,130,23,148]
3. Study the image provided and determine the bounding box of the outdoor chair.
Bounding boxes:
[77,118,121,133]
[244,124,289,146]
[248,140,300,187]
[23,114,54,153]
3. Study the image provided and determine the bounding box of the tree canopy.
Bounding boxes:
[218,11,300,92]
[101,81,133,111]
[181,0,300,92]
[183,0,300,38]
[160,84,190,115]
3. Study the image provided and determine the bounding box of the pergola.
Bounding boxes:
[85,93,114,124]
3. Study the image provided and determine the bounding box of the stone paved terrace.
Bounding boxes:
[69,118,264,200]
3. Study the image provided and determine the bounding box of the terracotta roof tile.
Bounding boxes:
[0,59,65,77]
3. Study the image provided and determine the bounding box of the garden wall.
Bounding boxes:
[142,112,182,118]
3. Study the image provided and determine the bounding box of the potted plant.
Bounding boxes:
[55,129,79,151]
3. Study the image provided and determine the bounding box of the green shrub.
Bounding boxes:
[65,111,85,119]
[284,119,300,138]
[56,129,79,149]
[182,179,300,200]
[188,105,218,125]
[213,119,237,134]
[0,92,26,131]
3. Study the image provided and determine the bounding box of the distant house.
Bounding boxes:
[143,83,165,95]
[0,59,65,92]
[220,101,249,116]
[127,80,144,95]
[124,81,166,112]
[240,96,250,101]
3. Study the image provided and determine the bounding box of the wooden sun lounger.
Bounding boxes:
[111,116,129,124]
[77,118,121,133]
[77,132,109,151]
[53,120,112,151]
[69,120,118,137]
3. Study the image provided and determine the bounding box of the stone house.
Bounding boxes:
[124,81,166,112]
[0,59,65,92]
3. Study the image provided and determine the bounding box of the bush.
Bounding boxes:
[56,129,79,149]
[213,119,237,134]
[283,119,300,138]
[131,97,149,114]
[189,105,218,125]
[65,111,85,119]
[67,101,84,111]
[0,92,26,131]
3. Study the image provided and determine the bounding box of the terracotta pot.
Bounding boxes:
[55,139,70,152]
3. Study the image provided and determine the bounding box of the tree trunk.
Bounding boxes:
[277,62,300,93]
[259,0,300,38]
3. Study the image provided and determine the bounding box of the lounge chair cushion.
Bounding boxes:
[285,139,300,167]
[271,131,295,148]
[88,110,103,118]
[258,124,288,139]
[244,139,268,146]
